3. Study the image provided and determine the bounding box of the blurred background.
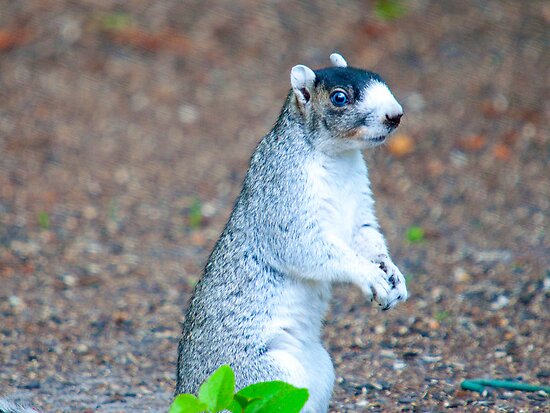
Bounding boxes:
[0,1,548,411]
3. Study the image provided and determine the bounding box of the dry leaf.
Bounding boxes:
[458,134,486,152]
[387,133,415,157]
[0,28,32,51]
[427,159,445,177]
[492,143,512,160]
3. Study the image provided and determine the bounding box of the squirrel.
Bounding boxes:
[176,53,408,412]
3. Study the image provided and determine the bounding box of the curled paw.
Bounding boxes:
[359,262,393,308]
[372,255,408,310]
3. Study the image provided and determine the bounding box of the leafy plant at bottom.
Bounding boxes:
[169,365,309,413]
[198,364,235,412]
[234,381,309,413]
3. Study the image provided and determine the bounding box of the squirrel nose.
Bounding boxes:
[384,112,403,128]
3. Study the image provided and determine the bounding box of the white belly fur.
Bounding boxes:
[265,150,368,412]
[265,279,334,412]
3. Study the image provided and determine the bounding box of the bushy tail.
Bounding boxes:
[0,398,38,413]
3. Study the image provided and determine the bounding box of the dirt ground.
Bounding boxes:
[0,1,548,412]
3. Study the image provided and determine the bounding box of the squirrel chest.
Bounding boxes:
[307,149,367,242]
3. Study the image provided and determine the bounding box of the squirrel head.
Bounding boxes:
[290,53,403,152]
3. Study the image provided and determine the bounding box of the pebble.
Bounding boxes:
[61,274,77,287]
[393,361,407,370]
[75,344,89,354]
[83,206,98,220]
[421,355,442,363]
[374,324,386,334]
[8,295,23,307]
[474,249,512,263]
[453,267,472,283]
[114,168,130,185]
[10,240,40,257]
[494,350,507,358]
[60,16,82,44]
[490,295,510,310]
[178,105,199,124]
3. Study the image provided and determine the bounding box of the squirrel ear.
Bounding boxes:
[330,53,348,68]
[290,64,316,105]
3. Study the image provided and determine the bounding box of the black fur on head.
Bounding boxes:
[314,67,385,103]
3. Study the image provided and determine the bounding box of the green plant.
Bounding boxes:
[434,310,451,322]
[187,198,203,230]
[38,211,50,230]
[405,225,425,243]
[375,0,407,21]
[169,365,309,413]
[99,11,134,32]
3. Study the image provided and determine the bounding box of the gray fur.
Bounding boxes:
[0,398,37,413]
[177,99,314,392]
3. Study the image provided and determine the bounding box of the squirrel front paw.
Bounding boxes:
[372,255,408,310]
[357,262,394,309]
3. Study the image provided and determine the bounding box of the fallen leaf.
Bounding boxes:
[427,159,445,177]
[492,143,512,160]
[0,28,32,51]
[458,134,486,152]
[387,133,415,157]
[190,231,206,247]
[427,319,440,330]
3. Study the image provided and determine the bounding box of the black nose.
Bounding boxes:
[385,113,402,128]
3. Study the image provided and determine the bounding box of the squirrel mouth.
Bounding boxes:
[371,135,387,142]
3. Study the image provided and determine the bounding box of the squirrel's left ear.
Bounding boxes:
[291,64,316,106]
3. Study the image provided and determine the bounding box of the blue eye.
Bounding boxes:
[330,90,349,107]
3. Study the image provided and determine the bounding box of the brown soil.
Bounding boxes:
[1,1,548,412]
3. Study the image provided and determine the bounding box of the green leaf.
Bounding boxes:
[169,394,208,413]
[236,381,309,413]
[435,310,451,321]
[375,0,407,21]
[406,225,425,243]
[233,393,255,411]
[38,211,50,230]
[236,381,295,400]
[227,399,243,413]
[100,12,134,32]
[188,198,203,229]
[198,364,235,412]
[245,388,308,413]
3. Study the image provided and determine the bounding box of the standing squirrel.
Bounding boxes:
[176,53,408,412]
